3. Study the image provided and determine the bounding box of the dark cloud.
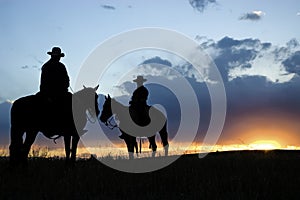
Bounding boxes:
[283,51,300,74]
[217,37,242,49]
[189,0,216,13]
[140,56,172,67]
[204,36,266,81]
[21,65,29,69]
[286,38,299,49]
[198,36,300,82]
[239,11,265,21]
[101,4,116,10]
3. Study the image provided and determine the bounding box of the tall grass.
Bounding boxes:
[0,146,8,157]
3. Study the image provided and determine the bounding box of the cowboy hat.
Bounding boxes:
[47,47,65,57]
[133,75,147,84]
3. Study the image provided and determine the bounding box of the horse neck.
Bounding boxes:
[111,98,127,115]
[73,92,89,113]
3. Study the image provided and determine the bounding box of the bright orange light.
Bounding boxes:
[249,140,281,150]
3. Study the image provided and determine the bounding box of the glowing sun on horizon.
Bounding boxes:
[249,140,281,150]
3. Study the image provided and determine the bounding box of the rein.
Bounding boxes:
[87,108,97,124]
[103,113,144,154]
[104,116,118,130]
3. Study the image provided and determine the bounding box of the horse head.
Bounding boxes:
[100,94,112,124]
[73,85,100,121]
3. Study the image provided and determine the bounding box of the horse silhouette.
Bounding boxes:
[100,95,169,159]
[9,85,100,166]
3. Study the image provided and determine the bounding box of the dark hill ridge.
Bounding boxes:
[1,150,300,199]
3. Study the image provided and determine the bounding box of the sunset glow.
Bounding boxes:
[249,140,281,150]
[1,139,299,159]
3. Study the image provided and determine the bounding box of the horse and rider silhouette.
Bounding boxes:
[9,47,169,165]
[100,76,169,159]
[9,47,99,166]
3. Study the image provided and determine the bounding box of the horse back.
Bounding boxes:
[11,95,39,126]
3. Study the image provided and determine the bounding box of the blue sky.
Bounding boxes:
[0,0,299,102]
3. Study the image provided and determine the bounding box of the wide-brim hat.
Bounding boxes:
[133,75,147,84]
[47,47,65,57]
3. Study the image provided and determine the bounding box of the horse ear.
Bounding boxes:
[94,85,99,91]
[83,85,86,89]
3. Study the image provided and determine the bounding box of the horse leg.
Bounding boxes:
[9,126,24,165]
[123,133,135,159]
[134,139,139,154]
[23,131,38,161]
[70,134,80,162]
[64,135,71,161]
[159,123,169,156]
[127,137,136,159]
[148,135,157,157]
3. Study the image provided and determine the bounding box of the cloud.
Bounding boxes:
[297,12,300,16]
[282,51,300,74]
[189,0,216,13]
[239,10,265,21]
[114,36,300,87]
[20,65,40,70]
[117,37,300,142]
[140,56,172,67]
[198,36,299,82]
[101,4,116,10]
[21,65,29,69]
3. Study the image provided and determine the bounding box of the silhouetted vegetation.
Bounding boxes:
[1,150,300,199]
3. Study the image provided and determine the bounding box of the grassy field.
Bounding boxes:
[1,150,300,200]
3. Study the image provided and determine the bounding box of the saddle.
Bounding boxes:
[35,92,73,134]
[129,104,151,127]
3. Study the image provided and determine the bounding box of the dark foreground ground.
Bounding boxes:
[1,150,300,200]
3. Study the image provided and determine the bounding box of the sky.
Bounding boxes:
[1,0,300,152]
[0,0,299,100]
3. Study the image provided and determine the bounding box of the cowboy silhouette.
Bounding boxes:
[36,47,72,128]
[129,75,149,107]
[129,76,150,125]
[118,76,150,137]
[38,47,70,99]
